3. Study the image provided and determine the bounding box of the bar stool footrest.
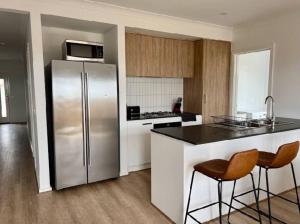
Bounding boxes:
[186,201,260,223]
[258,188,299,205]
[232,187,294,224]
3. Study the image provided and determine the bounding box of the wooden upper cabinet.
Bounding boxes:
[183,39,231,124]
[125,33,194,78]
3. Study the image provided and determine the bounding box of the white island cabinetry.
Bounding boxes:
[151,125,300,224]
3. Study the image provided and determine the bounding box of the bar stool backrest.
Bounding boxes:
[223,149,258,180]
[271,141,299,168]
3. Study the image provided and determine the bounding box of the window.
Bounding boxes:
[0,78,8,120]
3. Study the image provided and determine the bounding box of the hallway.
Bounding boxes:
[0,124,39,223]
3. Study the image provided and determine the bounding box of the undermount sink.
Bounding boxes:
[209,116,294,131]
[249,119,294,127]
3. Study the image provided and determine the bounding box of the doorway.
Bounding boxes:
[232,49,272,119]
[0,9,37,186]
[0,77,10,123]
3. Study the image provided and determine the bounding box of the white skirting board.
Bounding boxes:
[128,163,151,172]
[39,187,53,193]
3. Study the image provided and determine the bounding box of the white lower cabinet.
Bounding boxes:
[127,116,202,172]
[127,119,153,172]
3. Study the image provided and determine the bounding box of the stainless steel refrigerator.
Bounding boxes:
[47,60,119,190]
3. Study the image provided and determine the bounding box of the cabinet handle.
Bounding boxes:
[142,123,153,125]
[203,94,207,104]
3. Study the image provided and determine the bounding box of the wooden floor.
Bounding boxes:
[0,124,299,224]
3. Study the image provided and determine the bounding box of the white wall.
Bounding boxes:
[0,0,232,192]
[26,21,39,179]
[29,11,51,192]
[233,9,300,119]
[0,59,27,123]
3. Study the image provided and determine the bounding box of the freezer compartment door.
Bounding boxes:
[51,60,87,189]
[84,62,119,183]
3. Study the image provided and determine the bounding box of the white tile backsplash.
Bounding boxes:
[127,77,183,113]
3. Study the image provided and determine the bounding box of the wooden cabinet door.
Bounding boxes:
[171,39,180,77]
[160,38,177,77]
[180,40,194,78]
[125,33,142,76]
[140,35,153,77]
[183,40,203,113]
[202,39,231,123]
[152,36,161,76]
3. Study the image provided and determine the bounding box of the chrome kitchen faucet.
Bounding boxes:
[265,95,275,124]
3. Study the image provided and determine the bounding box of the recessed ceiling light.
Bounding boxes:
[219,12,228,16]
[83,0,96,3]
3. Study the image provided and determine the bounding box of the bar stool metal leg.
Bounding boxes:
[257,167,262,200]
[184,170,195,224]
[227,180,236,222]
[291,163,300,213]
[251,173,262,224]
[265,168,272,224]
[218,181,223,224]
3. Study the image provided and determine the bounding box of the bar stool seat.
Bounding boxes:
[257,151,276,168]
[258,141,299,169]
[194,159,229,179]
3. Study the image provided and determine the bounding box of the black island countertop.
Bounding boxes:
[151,117,300,145]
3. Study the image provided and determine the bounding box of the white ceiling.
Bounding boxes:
[0,11,28,60]
[84,0,300,26]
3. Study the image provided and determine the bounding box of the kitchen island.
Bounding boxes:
[151,117,300,224]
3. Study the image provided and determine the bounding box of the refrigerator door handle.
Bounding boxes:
[85,72,91,166]
[81,72,86,166]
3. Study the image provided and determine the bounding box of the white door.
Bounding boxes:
[0,77,10,123]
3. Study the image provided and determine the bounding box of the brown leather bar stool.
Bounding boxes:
[256,141,300,224]
[184,149,262,224]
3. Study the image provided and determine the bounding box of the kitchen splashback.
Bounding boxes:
[126,77,183,113]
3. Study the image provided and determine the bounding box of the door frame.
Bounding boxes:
[0,75,10,123]
[230,45,275,116]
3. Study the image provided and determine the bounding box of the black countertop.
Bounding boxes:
[151,117,300,145]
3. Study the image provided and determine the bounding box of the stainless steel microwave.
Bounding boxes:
[63,40,104,63]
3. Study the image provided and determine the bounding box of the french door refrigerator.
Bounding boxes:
[47,60,119,190]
